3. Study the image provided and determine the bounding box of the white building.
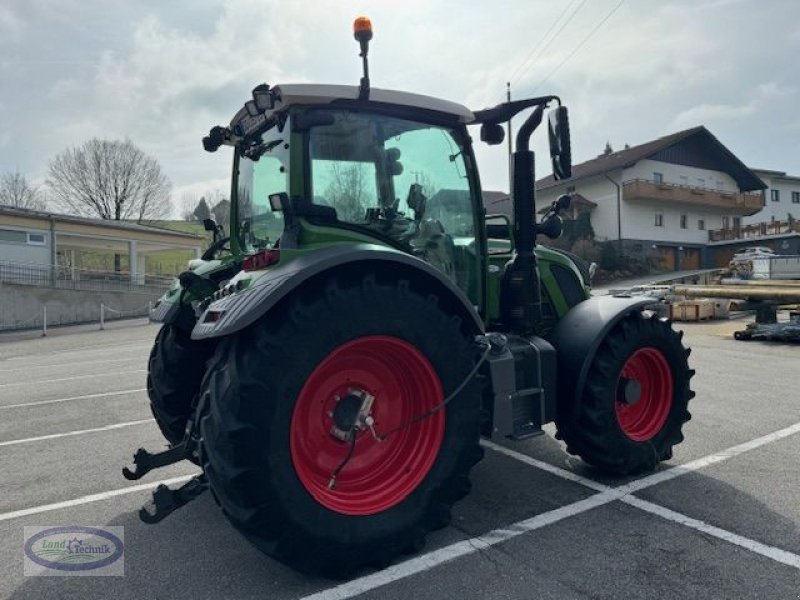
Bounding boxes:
[535,126,767,270]
[745,169,800,225]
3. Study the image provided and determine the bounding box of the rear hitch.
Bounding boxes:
[122,442,188,481]
[139,475,208,524]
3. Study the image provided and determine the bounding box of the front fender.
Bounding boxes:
[191,243,484,340]
[547,295,653,421]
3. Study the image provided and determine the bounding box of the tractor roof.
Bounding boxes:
[229,84,475,128]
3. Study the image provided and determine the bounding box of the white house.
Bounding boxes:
[745,169,800,225]
[535,126,767,270]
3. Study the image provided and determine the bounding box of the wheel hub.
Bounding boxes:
[329,389,374,441]
[617,377,642,406]
[331,394,363,434]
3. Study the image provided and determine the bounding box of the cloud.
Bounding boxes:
[3,0,800,203]
[0,5,25,42]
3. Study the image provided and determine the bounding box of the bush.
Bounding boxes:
[570,239,602,264]
[600,242,619,271]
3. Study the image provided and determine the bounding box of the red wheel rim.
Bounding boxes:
[290,336,445,515]
[615,347,673,441]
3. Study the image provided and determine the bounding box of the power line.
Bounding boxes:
[510,0,589,89]
[506,0,581,86]
[530,0,627,93]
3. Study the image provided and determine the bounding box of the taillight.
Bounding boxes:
[242,249,280,271]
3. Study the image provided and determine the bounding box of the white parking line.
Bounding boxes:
[0,419,153,447]
[0,388,146,410]
[622,496,800,570]
[0,474,197,522]
[304,423,800,600]
[0,370,146,388]
[0,356,145,374]
[2,342,151,363]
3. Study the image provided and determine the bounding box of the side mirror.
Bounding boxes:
[554,194,571,214]
[485,214,513,240]
[548,106,572,181]
[269,192,289,212]
[480,122,505,145]
[203,218,223,243]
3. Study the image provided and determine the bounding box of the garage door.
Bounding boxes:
[658,247,676,271]
[681,248,700,270]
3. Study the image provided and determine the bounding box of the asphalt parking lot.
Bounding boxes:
[0,317,798,599]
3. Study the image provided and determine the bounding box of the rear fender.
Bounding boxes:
[547,295,653,421]
[191,243,484,340]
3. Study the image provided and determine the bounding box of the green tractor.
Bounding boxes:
[128,17,693,576]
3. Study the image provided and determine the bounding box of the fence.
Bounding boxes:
[0,260,174,295]
[0,260,171,333]
[0,302,153,334]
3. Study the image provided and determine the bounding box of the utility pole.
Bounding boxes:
[506,82,513,191]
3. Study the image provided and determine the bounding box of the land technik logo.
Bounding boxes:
[24,526,124,576]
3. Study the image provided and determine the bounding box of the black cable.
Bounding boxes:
[375,341,492,442]
[327,433,357,490]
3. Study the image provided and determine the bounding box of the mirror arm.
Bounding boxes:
[515,105,544,152]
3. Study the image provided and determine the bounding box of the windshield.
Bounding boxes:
[235,123,289,250]
[308,110,479,294]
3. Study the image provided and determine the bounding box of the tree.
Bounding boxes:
[324,163,371,222]
[193,198,211,221]
[47,138,171,223]
[0,170,45,210]
[212,198,230,226]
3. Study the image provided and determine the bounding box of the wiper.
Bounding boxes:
[242,138,284,161]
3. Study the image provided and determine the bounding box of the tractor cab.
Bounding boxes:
[221,87,484,302]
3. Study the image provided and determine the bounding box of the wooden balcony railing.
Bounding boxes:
[708,219,800,242]
[622,179,764,215]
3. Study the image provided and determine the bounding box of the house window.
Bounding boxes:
[653,172,663,184]
[27,233,46,245]
[0,228,27,243]
[771,189,780,202]
[680,214,688,229]
[722,216,730,229]
[654,212,664,227]
[698,219,705,231]
[733,216,741,231]
[792,191,800,204]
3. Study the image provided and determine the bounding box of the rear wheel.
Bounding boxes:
[199,275,483,576]
[147,324,214,445]
[556,312,693,474]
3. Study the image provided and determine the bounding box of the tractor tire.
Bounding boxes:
[147,324,214,445]
[198,274,483,577]
[555,311,694,475]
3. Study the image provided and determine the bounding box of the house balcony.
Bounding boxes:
[622,179,764,215]
[708,218,800,242]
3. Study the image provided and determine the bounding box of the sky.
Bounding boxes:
[1,0,799,217]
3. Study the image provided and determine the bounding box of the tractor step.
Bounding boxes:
[509,387,545,440]
[139,475,208,524]
[122,443,188,480]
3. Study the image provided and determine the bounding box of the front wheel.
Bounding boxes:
[199,275,483,576]
[147,323,214,445]
[556,311,694,475]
